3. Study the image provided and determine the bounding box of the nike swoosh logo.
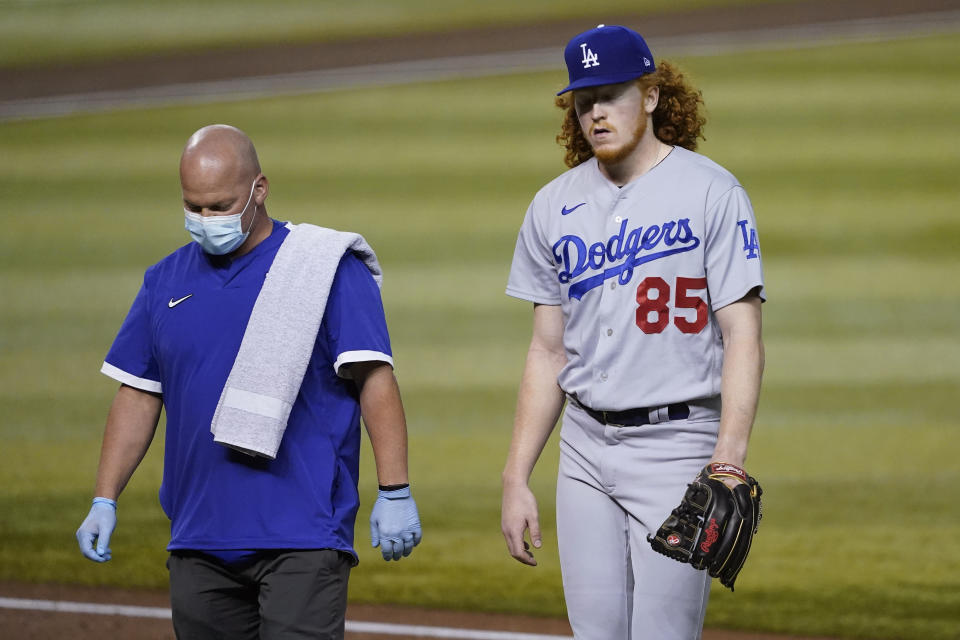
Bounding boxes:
[168,294,193,308]
[561,202,587,216]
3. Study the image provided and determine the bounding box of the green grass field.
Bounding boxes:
[0,0,794,68]
[1,32,958,640]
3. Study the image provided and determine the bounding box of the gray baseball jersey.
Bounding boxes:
[506,146,765,410]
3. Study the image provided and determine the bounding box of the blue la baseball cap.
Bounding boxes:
[557,24,656,95]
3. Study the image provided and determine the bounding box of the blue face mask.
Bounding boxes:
[184,178,258,255]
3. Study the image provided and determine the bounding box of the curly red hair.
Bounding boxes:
[555,61,707,168]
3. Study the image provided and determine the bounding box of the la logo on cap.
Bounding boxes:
[580,43,599,68]
[580,23,604,69]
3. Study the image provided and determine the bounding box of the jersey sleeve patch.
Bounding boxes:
[704,186,766,310]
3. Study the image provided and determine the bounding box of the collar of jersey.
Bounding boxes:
[591,147,677,192]
[199,218,289,277]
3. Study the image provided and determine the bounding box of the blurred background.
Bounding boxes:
[1,1,958,639]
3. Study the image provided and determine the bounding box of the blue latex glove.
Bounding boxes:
[370,486,422,561]
[76,498,117,563]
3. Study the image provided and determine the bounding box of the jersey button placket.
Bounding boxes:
[600,194,627,489]
[594,197,623,394]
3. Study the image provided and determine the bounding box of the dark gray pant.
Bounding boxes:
[167,549,351,640]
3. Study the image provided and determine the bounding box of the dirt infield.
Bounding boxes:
[0,580,841,640]
[2,0,959,102]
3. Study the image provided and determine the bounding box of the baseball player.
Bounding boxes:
[500,25,765,639]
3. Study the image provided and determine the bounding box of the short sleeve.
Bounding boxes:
[323,252,393,378]
[704,185,766,311]
[505,198,561,304]
[102,278,162,393]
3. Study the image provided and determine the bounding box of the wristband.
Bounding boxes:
[378,483,409,492]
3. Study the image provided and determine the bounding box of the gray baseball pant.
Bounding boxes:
[556,402,718,640]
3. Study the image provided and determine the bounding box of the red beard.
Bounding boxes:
[593,116,647,165]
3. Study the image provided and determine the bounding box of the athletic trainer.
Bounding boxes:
[501,25,765,639]
[76,124,422,639]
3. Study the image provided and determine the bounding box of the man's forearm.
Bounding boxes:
[502,344,567,486]
[503,304,567,486]
[94,384,163,500]
[357,364,409,487]
[713,297,765,467]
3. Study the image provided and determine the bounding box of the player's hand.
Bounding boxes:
[370,486,422,561]
[501,482,542,566]
[76,498,117,563]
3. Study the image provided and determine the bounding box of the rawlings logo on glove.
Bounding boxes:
[647,463,762,591]
[699,518,719,553]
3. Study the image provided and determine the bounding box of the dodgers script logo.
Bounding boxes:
[553,218,700,300]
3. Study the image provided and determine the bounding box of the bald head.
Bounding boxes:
[180,124,261,190]
[179,125,271,256]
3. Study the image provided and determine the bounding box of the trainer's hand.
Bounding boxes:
[76,498,117,563]
[370,486,422,561]
[501,482,542,566]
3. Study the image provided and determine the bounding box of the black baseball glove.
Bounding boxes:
[648,462,762,591]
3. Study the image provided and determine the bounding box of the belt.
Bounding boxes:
[574,399,690,426]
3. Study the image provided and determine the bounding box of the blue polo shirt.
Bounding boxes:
[101,219,392,560]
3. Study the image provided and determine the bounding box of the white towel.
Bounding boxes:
[210,223,382,459]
